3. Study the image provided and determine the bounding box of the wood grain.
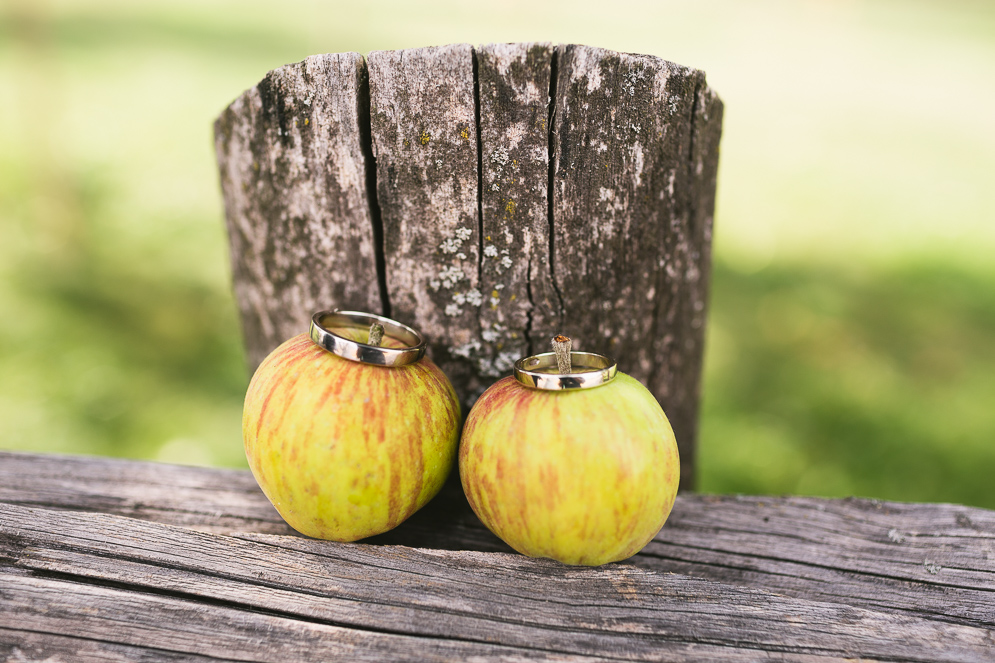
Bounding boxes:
[0,628,219,663]
[215,52,381,370]
[639,493,995,629]
[0,574,537,662]
[3,452,993,634]
[3,501,993,661]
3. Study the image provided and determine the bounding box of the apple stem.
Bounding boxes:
[368,322,385,347]
[552,335,572,374]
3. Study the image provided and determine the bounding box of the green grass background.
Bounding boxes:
[1,0,993,507]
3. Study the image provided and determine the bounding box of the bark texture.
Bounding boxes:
[367,44,483,405]
[550,45,720,488]
[476,43,560,379]
[215,43,723,486]
[215,52,381,368]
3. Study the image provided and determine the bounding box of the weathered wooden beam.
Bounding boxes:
[2,501,992,661]
[3,452,993,632]
[215,44,722,483]
[640,493,995,629]
[0,573,532,662]
[215,52,382,370]
[0,629,217,663]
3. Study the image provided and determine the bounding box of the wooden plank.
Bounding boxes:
[367,44,483,411]
[0,451,508,548]
[0,628,218,662]
[639,494,995,628]
[3,503,992,661]
[550,45,713,488]
[2,452,994,632]
[215,52,382,371]
[475,42,561,379]
[0,575,539,662]
[0,451,294,536]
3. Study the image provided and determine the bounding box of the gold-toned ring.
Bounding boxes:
[513,351,617,390]
[309,310,426,367]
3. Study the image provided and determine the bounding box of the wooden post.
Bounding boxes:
[215,43,722,489]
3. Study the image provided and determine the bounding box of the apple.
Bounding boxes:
[459,350,679,566]
[243,328,460,541]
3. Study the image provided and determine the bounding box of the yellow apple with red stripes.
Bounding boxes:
[243,331,460,541]
[459,372,679,566]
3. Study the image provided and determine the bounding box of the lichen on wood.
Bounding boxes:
[474,42,561,383]
[366,44,484,409]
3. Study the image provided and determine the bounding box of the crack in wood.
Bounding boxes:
[640,541,995,600]
[472,47,485,341]
[0,626,228,662]
[524,253,534,356]
[357,55,391,318]
[546,46,565,329]
[3,573,586,662]
[20,566,566,654]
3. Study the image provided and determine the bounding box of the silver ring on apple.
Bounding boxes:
[309,310,427,367]
[513,351,618,390]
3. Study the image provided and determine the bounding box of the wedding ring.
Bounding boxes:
[514,351,618,390]
[309,310,426,367]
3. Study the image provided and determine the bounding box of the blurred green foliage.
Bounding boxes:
[1,0,993,507]
[701,260,995,507]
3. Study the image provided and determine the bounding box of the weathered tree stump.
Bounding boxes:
[215,43,722,488]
